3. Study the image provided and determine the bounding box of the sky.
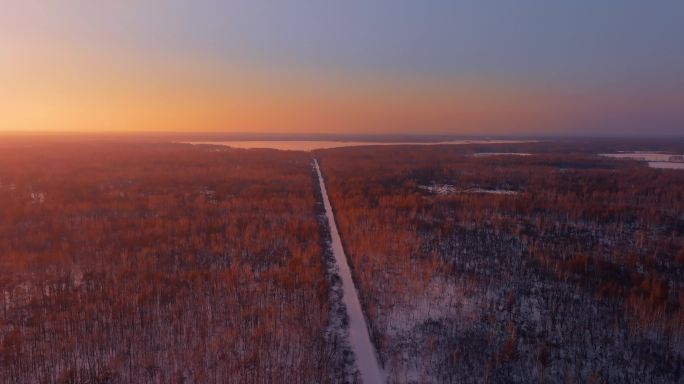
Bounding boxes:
[1,1,683,136]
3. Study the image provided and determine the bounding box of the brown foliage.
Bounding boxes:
[0,142,341,383]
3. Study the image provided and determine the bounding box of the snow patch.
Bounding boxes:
[473,152,532,157]
[419,184,518,195]
[30,192,46,203]
[600,152,684,169]
[418,184,457,195]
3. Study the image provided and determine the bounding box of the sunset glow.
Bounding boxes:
[2,3,684,382]
[1,1,683,135]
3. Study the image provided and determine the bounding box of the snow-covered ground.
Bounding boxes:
[314,159,385,384]
[419,184,457,195]
[649,161,684,169]
[600,152,684,169]
[419,184,518,195]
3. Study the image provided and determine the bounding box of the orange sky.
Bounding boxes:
[0,45,526,134]
[1,2,682,136]
[2,42,677,136]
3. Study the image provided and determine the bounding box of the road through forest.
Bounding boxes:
[314,159,385,384]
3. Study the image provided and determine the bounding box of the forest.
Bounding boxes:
[1,137,684,383]
[315,142,684,383]
[0,140,353,383]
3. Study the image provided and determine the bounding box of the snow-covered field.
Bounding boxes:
[419,184,518,195]
[601,152,684,169]
[649,161,684,169]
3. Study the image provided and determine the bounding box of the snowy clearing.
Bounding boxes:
[600,152,684,169]
[419,184,518,195]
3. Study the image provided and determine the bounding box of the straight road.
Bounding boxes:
[314,159,385,384]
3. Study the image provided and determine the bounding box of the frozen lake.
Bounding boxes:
[184,139,530,151]
[473,152,531,157]
[600,152,684,170]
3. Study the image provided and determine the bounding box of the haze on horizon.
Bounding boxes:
[1,1,683,136]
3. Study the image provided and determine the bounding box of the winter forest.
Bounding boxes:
[315,141,684,383]
[1,138,684,383]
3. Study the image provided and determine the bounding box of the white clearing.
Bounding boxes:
[419,184,518,195]
[600,152,684,170]
[314,159,385,384]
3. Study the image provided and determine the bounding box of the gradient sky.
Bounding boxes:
[1,1,683,135]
